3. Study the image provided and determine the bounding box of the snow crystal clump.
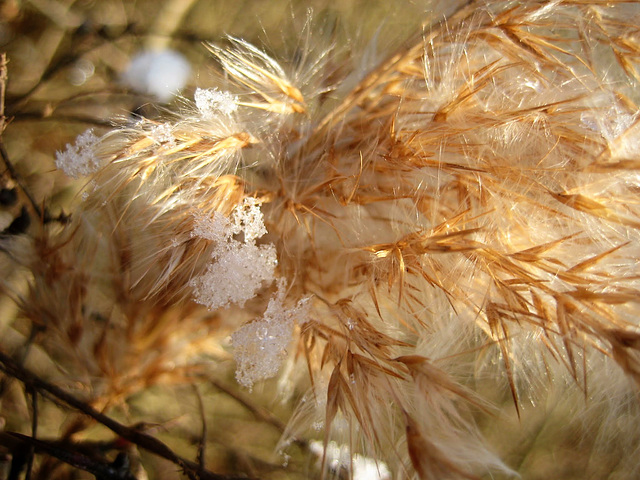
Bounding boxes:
[190,197,276,310]
[195,88,238,118]
[231,280,311,388]
[229,196,268,243]
[190,242,277,310]
[55,129,101,179]
[192,197,267,244]
[192,210,233,244]
[190,199,311,387]
[148,122,175,145]
[581,103,636,142]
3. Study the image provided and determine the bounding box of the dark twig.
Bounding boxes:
[0,350,260,480]
[192,384,207,472]
[0,54,6,130]
[0,55,44,221]
[25,387,37,480]
[208,376,287,434]
[11,112,118,128]
[0,432,136,480]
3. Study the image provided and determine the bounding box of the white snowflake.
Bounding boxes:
[581,97,637,142]
[194,88,238,118]
[190,198,276,310]
[148,122,175,145]
[231,280,311,388]
[229,197,268,243]
[190,199,310,387]
[190,242,277,310]
[191,210,233,244]
[55,129,101,179]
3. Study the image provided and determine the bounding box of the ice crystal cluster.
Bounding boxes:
[195,87,238,118]
[188,198,309,387]
[232,279,310,388]
[54,129,101,178]
[8,1,640,479]
[189,197,277,310]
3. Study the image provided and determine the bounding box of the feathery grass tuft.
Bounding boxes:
[2,1,640,478]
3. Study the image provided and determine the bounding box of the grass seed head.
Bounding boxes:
[3,1,640,479]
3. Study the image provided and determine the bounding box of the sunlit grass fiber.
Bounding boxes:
[2,1,640,479]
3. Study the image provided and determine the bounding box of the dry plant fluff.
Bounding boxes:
[5,0,640,478]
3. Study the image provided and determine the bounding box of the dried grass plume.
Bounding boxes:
[2,1,640,479]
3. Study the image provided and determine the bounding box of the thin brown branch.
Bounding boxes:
[11,112,117,128]
[0,432,136,480]
[0,140,43,225]
[25,387,37,480]
[0,350,260,480]
[192,384,207,472]
[0,53,7,130]
[207,376,288,434]
[0,56,45,221]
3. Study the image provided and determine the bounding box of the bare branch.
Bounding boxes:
[0,350,260,480]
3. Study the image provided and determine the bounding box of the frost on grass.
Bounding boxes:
[232,280,311,389]
[192,210,233,244]
[195,87,238,118]
[580,95,639,159]
[190,242,277,310]
[192,197,267,244]
[55,129,101,179]
[581,97,637,143]
[190,197,277,310]
[229,196,268,243]
[148,122,176,146]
